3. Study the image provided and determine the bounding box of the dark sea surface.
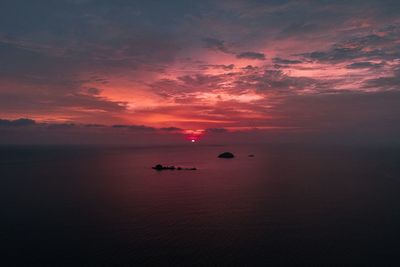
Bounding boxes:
[1,144,400,266]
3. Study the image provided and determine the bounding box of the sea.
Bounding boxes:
[1,143,400,266]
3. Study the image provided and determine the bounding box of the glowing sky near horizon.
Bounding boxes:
[0,0,400,136]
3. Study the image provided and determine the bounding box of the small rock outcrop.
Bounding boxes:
[152,164,196,171]
[218,152,235,158]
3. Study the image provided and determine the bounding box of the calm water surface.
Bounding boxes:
[1,144,400,266]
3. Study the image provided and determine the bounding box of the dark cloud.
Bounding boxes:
[0,119,183,145]
[0,92,127,116]
[273,57,302,65]
[363,69,400,90]
[235,69,317,93]
[112,124,155,131]
[160,127,183,132]
[127,125,155,131]
[0,119,160,132]
[346,61,385,69]
[112,125,129,128]
[178,74,225,86]
[302,25,400,63]
[304,47,364,62]
[241,65,259,71]
[84,123,106,128]
[86,87,102,95]
[202,38,231,54]
[0,118,35,127]
[236,52,266,60]
[199,64,234,70]
[47,123,76,129]
[202,39,266,61]
[205,128,228,133]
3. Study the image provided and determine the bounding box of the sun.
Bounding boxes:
[184,129,204,143]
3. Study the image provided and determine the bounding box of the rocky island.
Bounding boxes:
[218,152,235,158]
[152,164,197,171]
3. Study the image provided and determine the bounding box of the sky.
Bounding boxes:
[0,0,400,144]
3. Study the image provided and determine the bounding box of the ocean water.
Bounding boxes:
[1,144,400,266]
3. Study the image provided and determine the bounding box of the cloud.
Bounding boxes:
[236,51,266,60]
[47,123,76,129]
[363,69,400,90]
[0,119,161,133]
[153,66,324,100]
[86,87,102,95]
[0,118,183,145]
[202,37,232,54]
[235,69,317,93]
[112,125,128,128]
[0,91,127,119]
[160,127,183,132]
[199,64,235,70]
[84,124,106,128]
[150,73,234,98]
[273,57,302,65]
[202,39,266,61]
[0,118,36,127]
[205,127,228,133]
[127,125,156,131]
[112,124,155,131]
[301,25,400,63]
[241,65,259,71]
[346,61,384,69]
